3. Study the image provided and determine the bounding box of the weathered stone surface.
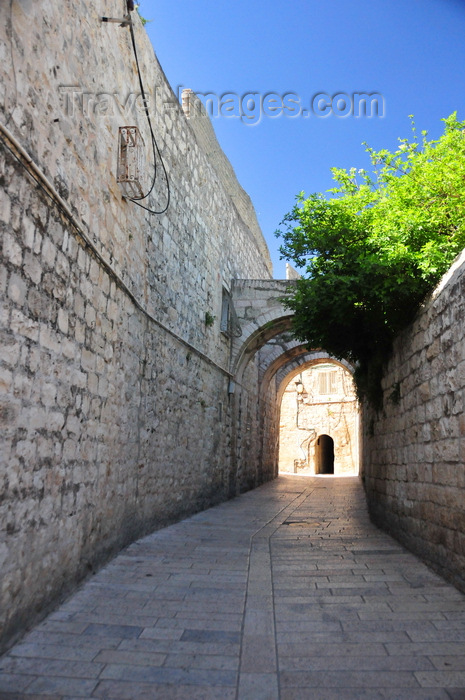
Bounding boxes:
[364,249,465,594]
[2,476,465,699]
[3,0,464,661]
[0,0,276,653]
[279,363,359,476]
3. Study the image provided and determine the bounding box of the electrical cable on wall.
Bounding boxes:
[105,0,170,214]
[127,11,170,213]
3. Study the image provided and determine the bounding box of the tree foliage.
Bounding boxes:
[276,114,465,406]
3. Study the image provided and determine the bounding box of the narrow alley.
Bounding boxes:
[1,476,465,700]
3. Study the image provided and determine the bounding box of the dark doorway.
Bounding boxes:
[316,434,334,474]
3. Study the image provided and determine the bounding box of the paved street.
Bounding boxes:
[1,475,465,699]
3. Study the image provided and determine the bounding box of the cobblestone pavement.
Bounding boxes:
[1,475,465,700]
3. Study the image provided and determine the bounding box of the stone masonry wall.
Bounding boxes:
[181,90,272,275]
[364,250,465,592]
[0,0,272,651]
[279,363,359,475]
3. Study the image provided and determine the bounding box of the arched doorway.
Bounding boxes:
[277,360,359,476]
[316,434,334,474]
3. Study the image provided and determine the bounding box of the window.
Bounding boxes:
[318,370,338,395]
[220,288,231,335]
[220,287,242,338]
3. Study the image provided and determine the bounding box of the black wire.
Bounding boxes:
[127,15,170,214]
[128,18,157,200]
[3,11,171,219]
[126,196,168,214]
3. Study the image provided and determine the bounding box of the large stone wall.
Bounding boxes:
[181,89,272,275]
[363,249,465,593]
[0,0,273,651]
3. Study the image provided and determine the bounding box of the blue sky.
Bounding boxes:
[143,0,465,278]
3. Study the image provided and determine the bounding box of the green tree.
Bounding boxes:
[276,114,465,406]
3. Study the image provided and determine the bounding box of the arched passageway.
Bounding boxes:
[229,280,360,491]
[277,360,359,476]
[316,434,334,474]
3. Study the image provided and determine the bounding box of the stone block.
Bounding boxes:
[85,304,96,328]
[426,338,440,361]
[62,338,75,359]
[40,325,62,354]
[3,232,22,266]
[16,439,37,462]
[22,216,35,249]
[13,372,32,401]
[28,288,52,321]
[89,259,100,284]
[0,189,11,225]
[41,381,57,408]
[7,272,27,306]
[25,407,47,431]
[81,348,96,372]
[33,230,42,255]
[70,369,87,389]
[57,308,69,335]
[42,237,57,268]
[433,440,459,464]
[0,367,13,394]
[77,246,87,272]
[23,251,42,285]
[10,309,39,341]
[47,411,65,432]
[55,251,70,280]
[26,346,41,373]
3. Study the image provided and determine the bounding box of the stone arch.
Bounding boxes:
[228,316,295,494]
[275,355,355,406]
[227,279,359,488]
[227,279,299,493]
[230,279,297,381]
[232,313,294,381]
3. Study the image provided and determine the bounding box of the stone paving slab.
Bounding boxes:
[1,475,465,699]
